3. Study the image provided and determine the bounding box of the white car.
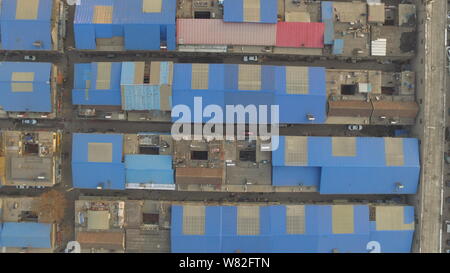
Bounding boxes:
[24,55,36,61]
[243,56,258,62]
[348,124,363,131]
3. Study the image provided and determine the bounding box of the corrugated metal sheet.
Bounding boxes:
[0,0,53,50]
[15,0,39,20]
[176,167,223,185]
[371,38,387,56]
[72,62,122,106]
[74,0,176,50]
[272,136,420,194]
[0,222,52,248]
[332,39,344,55]
[321,2,334,45]
[176,19,276,46]
[77,231,124,250]
[371,100,419,119]
[328,100,373,117]
[93,5,113,24]
[171,204,415,253]
[276,22,324,48]
[72,133,125,190]
[0,62,51,112]
[368,4,385,23]
[224,0,277,23]
[125,154,174,184]
[143,0,162,13]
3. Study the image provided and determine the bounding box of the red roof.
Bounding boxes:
[276,22,325,48]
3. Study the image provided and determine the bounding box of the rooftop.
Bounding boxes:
[272,136,420,194]
[0,0,53,50]
[72,133,125,190]
[0,62,52,113]
[171,204,415,253]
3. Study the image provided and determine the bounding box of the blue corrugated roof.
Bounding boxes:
[171,204,414,253]
[272,137,420,194]
[172,64,327,124]
[72,62,122,106]
[125,154,174,184]
[74,0,176,50]
[224,0,277,23]
[333,39,344,55]
[0,62,52,112]
[0,222,52,248]
[0,0,53,50]
[72,133,125,189]
[321,2,334,45]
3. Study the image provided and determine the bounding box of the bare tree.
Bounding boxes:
[38,190,67,223]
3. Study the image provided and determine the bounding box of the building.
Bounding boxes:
[74,0,176,50]
[0,197,56,252]
[0,130,61,188]
[172,63,327,124]
[72,133,125,190]
[321,1,416,57]
[176,0,415,57]
[0,62,58,119]
[0,0,62,50]
[72,61,173,121]
[177,0,324,54]
[74,198,171,253]
[272,136,420,194]
[75,198,126,252]
[171,203,415,253]
[326,69,418,125]
[72,133,175,190]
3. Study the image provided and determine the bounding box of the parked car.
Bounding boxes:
[447,47,450,61]
[21,119,38,125]
[446,180,450,187]
[87,128,97,133]
[348,124,363,131]
[445,152,450,164]
[243,55,258,62]
[24,55,36,61]
[446,221,450,233]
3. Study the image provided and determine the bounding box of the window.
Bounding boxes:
[341,84,357,95]
[191,151,208,160]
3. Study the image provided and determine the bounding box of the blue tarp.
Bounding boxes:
[74,0,176,50]
[0,222,52,248]
[171,205,414,253]
[0,62,52,112]
[72,133,125,190]
[0,0,53,50]
[272,136,420,194]
[125,154,174,184]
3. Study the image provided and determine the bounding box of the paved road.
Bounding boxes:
[415,0,447,253]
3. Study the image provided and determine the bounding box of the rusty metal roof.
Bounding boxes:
[175,167,223,185]
[328,100,373,117]
[371,100,419,119]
